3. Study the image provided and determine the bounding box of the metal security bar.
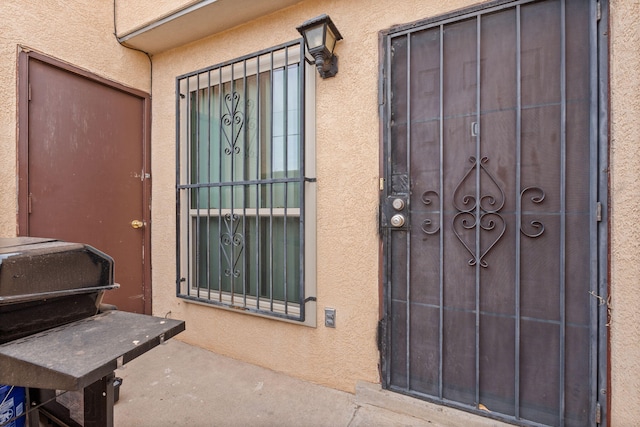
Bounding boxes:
[382,0,605,426]
[176,40,309,322]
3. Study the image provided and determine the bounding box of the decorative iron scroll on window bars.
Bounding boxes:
[220,91,246,280]
[222,92,244,155]
[452,156,506,268]
[221,213,243,278]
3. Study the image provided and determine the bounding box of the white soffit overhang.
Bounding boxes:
[117,0,303,55]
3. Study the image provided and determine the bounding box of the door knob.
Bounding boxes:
[390,214,405,228]
[131,220,145,229]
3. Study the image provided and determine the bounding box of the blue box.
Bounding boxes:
[0,385,25,427]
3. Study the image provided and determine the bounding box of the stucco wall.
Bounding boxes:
[0,0,150,236]
[608,0,640,425]
[149,0,475,393]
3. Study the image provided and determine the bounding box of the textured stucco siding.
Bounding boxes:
[609,0,640,425]
[0,0,150,236]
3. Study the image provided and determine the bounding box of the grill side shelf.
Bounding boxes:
[0,311,185,390]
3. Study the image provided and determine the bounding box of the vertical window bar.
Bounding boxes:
[256,55,262,310]
[217,66,223,303]
[474,15,482,409]
[175,77,183,297]
[195,75,202,300]
[185,76,191,297]
[298,40,306,318]
[514,4,522,421]
[191,76,200,298]
[405,32,412,392]
[559,0,567,424]
[207,70,212,301]
[269,51,275,311]
[230,62,236,305]
[188,77,193,298]
[242,58,248,307]
[283,47,289,313]
[438,23,445,401]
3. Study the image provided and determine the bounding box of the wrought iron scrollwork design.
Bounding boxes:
[220,213,244,277]
[421,190,440,235]
[520,186,546,238]
[221,92,245,155]
[452,156,506,268]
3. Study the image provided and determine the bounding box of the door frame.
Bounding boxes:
[16,48,153,314]
[377,0,610,424]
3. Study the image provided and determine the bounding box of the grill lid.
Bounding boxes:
[0,237,116,305]
[0,237,119,344]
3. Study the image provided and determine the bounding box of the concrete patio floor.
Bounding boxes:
[113,339,510,427]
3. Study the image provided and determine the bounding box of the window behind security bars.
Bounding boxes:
[176,40,314,322]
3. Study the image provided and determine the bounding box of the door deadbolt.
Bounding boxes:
[131,220,145,229]
[392,198,405,211]
[390,214,405,228]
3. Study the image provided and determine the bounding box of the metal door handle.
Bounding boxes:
[131,220,145,229]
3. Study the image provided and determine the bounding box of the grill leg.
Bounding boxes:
[26,388,39,427]
[83,373,115,427]
[28,373,116,427]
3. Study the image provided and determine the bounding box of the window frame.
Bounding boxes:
[175,39,316,325]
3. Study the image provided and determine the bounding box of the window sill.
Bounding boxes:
[179,294,317,327]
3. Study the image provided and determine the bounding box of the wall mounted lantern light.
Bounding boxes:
[297,14,343,79]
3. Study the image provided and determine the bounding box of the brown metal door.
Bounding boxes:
[381,1,605,425]
[18,52,151,314]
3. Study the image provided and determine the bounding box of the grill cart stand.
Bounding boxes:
[0,310,184,427]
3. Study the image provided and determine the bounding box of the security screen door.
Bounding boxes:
[381,0,606,425]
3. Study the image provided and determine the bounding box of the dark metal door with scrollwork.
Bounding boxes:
[381,1,606,426]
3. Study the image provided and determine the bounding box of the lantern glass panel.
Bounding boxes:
[305,25,325,51]
[325,27,336,54]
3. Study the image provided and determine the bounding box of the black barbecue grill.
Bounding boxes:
[0,237,185,427]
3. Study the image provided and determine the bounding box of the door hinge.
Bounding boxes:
[596,1,601,21]
[379,178,385,191]
[596,201,602,222]
[595,402,602,424]
[28,193,33,214]
[28,84,32,101]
